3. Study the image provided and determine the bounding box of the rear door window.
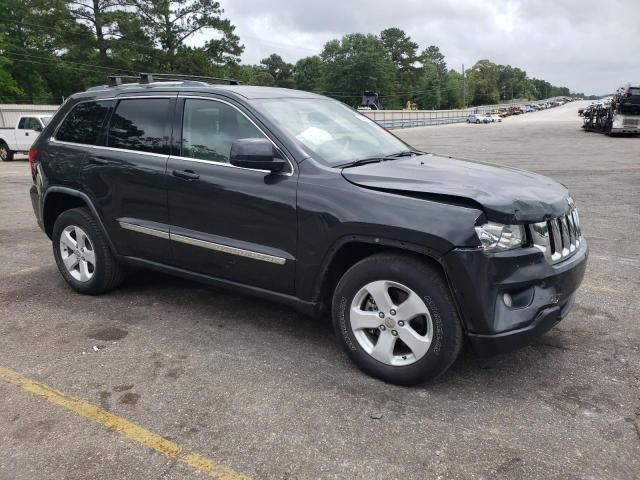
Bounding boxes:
[56,101,112,145]
[107,98,171,155]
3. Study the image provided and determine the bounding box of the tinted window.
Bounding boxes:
[108,99,170,154]
[181,99,264,162]
[56,101,111,145]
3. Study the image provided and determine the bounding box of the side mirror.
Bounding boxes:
[230,138,286,173]
[33,124,43,132]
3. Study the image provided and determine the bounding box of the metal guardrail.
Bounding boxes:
[362,109,475,128]
[361,99,564,129]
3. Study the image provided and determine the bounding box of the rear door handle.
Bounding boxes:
[88,156,110,166]
[172,169,200,180]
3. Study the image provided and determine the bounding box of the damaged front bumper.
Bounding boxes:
[444,239,588,357]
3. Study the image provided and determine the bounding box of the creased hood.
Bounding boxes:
[341,154,570,224]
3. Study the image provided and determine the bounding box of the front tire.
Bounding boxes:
[332,253,463,385]
[0,142,13,162]
[52,208,126,294]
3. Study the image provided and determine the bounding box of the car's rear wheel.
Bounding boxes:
[52,208,126,294]
[332,252,463,385]
[0,142,13,162]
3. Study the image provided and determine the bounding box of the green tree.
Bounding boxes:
[126,0,243,70]
[320,33,396,107]
[260,53,293,88]
[67,0,126,64]
[293,55,322,91]
[420,45,447,79]
[380,28,418,108]
[468,59,500,105]
[0,33,22,101]
[443,70,464,108]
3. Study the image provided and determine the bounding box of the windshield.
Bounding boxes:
[40,116,52,126]
[252,98,411,166]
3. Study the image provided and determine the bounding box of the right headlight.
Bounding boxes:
[474,222,525,252]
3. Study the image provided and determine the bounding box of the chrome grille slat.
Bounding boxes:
[560,216,571,255]
[532,206,581,264]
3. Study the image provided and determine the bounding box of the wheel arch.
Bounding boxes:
[311,236,451,318]
[43,187,118,255]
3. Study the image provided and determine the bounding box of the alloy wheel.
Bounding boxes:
[59,225,96,282]
[350,280,433,366]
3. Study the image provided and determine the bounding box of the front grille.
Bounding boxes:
[530,206,582,264]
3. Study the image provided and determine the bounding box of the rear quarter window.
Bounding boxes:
[56,101,112,145]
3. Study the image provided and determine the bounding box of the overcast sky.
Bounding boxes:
[200,0,639,95]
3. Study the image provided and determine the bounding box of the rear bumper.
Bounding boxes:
[444,239,588,357]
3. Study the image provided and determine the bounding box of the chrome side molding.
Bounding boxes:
[118,221,286,265]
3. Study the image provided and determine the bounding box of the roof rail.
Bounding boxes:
[107,75,140,87]
[106,73,241,88]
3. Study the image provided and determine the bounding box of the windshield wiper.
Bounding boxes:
[336,157,386,169]
[337,150,421,169]
[385,150,417,158]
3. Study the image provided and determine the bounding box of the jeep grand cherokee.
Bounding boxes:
[29,75,588,384]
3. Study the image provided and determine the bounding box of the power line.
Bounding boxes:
[5,55,117,77]
[5,50,138,75]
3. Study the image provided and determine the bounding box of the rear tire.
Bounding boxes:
[52,208,126,294]
[332,252,463,385]
[0,142,13,162]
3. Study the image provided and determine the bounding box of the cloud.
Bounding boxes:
[213,0,640,94]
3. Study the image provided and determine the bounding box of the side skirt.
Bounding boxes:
[123,256,321,318]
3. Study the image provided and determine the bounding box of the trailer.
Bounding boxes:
[581,85,640,136]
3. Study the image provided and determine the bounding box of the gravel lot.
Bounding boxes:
[0,101,638,480]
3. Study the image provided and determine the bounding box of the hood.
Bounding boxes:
[341,154,570,224]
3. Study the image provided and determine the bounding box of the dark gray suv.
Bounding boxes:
[29,74,588,384]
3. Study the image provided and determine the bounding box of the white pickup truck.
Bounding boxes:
[0,114,53,161]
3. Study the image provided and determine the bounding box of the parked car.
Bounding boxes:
[614,84,640,113]
[485,113,502,123]
[466,113,488,124]
[29,75,588,385]
[0,114,52,161]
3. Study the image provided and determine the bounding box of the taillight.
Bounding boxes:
[28,147,37,173]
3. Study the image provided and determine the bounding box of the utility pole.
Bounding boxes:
[462,64,466,109]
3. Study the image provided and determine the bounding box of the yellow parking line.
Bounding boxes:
[0,365,250,480]
[582,283,618,294]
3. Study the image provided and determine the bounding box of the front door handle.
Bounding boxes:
[172,169,200,180]
[88,156,110,166]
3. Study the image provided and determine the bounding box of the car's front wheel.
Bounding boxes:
[52,207,126,294]
[332,252,463,385]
